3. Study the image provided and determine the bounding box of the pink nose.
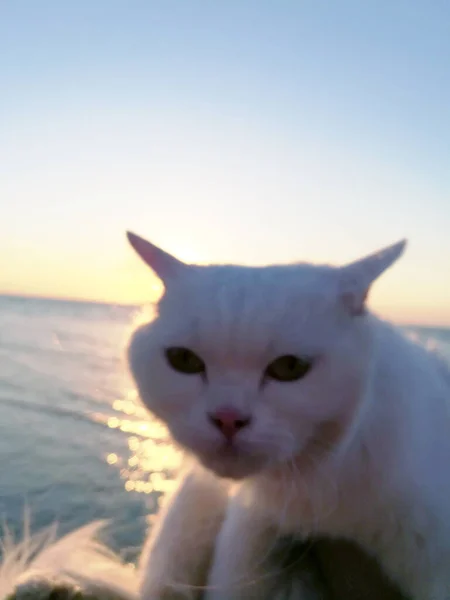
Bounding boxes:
[208,408,251,441]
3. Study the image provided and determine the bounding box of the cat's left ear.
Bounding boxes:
[337,239,407,315]
[126,231,187,285]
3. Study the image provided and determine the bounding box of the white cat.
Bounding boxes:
[127,231,450,600]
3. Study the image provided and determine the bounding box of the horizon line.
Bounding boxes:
[0,291,138,308]
[1,291,449,330]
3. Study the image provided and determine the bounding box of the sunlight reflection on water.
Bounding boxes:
[1,296,449,547]
[94,385,182,509]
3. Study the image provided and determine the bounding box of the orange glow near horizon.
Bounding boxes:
[0,234,208,306]
[2,3,450,330]
[1,239,449,327]
[0,242,161,305]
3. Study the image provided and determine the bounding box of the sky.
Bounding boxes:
[1,1,449,325]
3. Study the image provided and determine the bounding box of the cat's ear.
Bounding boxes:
[126,231,187,284]
[337,239,407,315]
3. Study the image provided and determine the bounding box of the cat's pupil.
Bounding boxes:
[165,347,205,375]
[265,354,311,382]
[286,357,296,371]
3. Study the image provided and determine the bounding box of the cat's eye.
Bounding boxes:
[165,347,206,375]
[265,355,312,382]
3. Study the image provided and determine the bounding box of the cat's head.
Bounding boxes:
[127,233,406,480]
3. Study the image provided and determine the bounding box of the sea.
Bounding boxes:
[0,295,449,559]
[0,295,181,559]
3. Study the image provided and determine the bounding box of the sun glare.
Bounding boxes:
[95,388,182,504]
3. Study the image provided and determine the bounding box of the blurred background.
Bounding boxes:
[0,0,449,556]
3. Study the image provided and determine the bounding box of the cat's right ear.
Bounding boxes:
[337,239,407,315]
[126,231,187,284]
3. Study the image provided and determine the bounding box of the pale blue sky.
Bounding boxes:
[1,1,449,323]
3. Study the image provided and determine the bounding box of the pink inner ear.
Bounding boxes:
[342,289,369,316]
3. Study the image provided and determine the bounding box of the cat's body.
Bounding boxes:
[225,317,450,599]
[126,232,450,600]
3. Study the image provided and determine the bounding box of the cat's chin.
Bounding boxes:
[197,449,267,480]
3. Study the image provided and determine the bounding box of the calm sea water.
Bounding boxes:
[0,295,181,557]
[0,295,449,556]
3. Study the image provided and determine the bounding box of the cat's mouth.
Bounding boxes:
[169,426,269,479]
[198,445,267,480]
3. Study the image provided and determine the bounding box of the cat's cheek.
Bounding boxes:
[167,406,222,452]
[258,389,315,459]
[135,357,205,417]
[238,413,298,464]
[168,428,224,464]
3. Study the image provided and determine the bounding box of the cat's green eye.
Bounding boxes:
[165,347,206,375]
[265,355,312,382]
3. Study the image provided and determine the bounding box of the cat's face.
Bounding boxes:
[127,233,406,480]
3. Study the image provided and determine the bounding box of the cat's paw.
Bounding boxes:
[7,574,84,600]
[7,572,127,600]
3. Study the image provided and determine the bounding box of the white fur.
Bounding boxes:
[138,464,229,600]
[0,520,137,600]
[127,233,450,600]
[0,516,323,600]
